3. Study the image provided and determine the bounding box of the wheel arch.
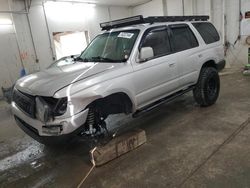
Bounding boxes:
[201,60,217,70]
[86,91,135,118]
[195,59,218,87]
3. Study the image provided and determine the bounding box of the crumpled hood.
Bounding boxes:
[16,62,119,96]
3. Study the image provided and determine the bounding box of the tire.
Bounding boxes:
[193,67,220,107]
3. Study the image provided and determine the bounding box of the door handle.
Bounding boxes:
[169,63,175,67]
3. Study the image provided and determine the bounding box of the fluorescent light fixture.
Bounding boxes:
[0,18,12,25]
[46,0,96,7]
[44,1,96,22]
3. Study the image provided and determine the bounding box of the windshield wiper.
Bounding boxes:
[75,56,126,63]
[74,57,89,62]
[90,56,117,62]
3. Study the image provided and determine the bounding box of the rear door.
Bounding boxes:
[168,24,200,88]
[132,26,179,108]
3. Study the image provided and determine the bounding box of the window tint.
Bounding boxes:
[141,28,171,57]
[170,25,199,52]
[192,22,220,44]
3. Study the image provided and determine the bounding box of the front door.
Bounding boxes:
[132,26,179,109]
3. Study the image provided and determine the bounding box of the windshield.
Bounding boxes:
[79,30,140,63]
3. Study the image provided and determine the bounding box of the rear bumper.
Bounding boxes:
[11,101,89,137]
[217,60,226,72]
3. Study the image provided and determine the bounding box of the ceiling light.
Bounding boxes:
[46,0,96,6]
[44,1,96,22]
[0,18,12,25]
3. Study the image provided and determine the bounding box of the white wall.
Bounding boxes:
[166,0,183,16]
[226,0,250,67]
[193,0,211,15]
[130,0,192,17]
[12,1,40,72]
[0,0,26,96]
[225,0,240,44]
[211,0,224,39]
[131,0,164,16]
[0,29,22,91]
[183,0,193,15]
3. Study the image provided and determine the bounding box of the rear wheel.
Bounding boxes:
[193,67,220,107]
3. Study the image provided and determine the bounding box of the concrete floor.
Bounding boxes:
[0,70,250,188]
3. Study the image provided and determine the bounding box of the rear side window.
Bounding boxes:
[170,25,199,52]
[192,22,220,44]
[141,28,171,57]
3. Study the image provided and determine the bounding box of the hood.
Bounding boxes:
[16,62,120,96]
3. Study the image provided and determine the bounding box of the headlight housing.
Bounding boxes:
[36,97,50,122]
[35,97,68,122]
[53,97,68,116]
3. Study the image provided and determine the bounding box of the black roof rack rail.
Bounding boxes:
[144,15,209,23]
[100,15,144,31]
[100,15,209,30]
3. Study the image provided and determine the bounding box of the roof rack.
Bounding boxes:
[100,15,209,30]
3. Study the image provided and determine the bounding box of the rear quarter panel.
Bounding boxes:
[188,22,224,82]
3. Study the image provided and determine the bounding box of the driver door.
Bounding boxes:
[132,26,179,109]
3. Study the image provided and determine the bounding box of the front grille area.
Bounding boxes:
[13,89,36,118]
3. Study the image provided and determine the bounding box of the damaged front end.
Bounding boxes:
[35,96,67,135]
[12,88,89,137]
[35,96,67,122]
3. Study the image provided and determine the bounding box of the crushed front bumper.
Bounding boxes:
[11,101,89,137]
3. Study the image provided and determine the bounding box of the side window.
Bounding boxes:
[192,22,220,44]
[141,28,171,58]
[170,25,199,52]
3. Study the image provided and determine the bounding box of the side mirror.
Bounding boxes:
[139,47,154,62]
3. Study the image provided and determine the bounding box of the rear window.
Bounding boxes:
[192,22,220,44]
[170,25,199,52]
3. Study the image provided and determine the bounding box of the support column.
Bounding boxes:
[162,0,168,16]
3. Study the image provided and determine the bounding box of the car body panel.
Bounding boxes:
[15,62,126,97]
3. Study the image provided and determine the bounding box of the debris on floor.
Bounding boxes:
[2,86,14,104]
[243,64,250,76]
[90,129,146,166]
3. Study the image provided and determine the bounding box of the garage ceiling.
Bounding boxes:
[53,0,152,7]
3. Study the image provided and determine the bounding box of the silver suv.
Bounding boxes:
[11,15,225,145]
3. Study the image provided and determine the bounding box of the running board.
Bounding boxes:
[132,86,195,118]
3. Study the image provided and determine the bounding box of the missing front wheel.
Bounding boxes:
[80,107,112,141]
